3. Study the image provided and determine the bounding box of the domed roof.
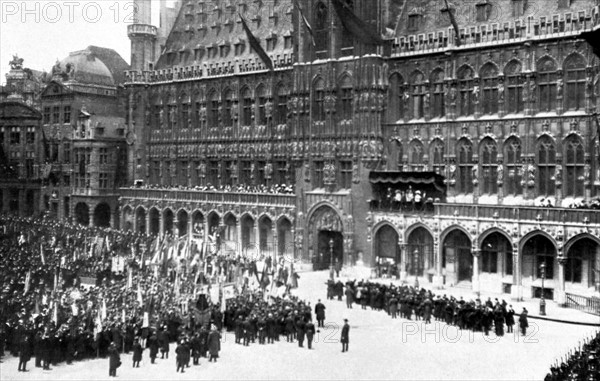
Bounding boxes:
[58,49,115,86]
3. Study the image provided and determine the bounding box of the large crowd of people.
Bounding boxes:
[131,183,295,194]
[326,279,529,338]
[0,214,307,376]
[545,332,600,381]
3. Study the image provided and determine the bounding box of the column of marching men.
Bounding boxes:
[0,214,317,377]
[326,278,532,338]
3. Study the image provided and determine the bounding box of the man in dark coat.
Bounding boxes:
[305,319,316,350]
[266,313,276,344]
[148,331,159,364]
[175,339,186,373]
[505,305,515,333]
[314,300,326,328]
[18,335,31,372]
[296,317,306,348]
[108,341,121,377]
[341,319,349,353]
[345,285,354,309]
[158,327,169,359]
[191,333,201,365]
[132,337,143,367]
[207,326,221,362]
[519,308,529,336]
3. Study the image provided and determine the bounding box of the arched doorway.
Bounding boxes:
[163,209,174,236]
[375,224,399,261]
[74,202,90,226]
[149,208,160,235]
[241,214,256,256]
[406,227,434,277]
[25,190,35,216]
[277,217,293,261]
[135,207,146,234]
[443,230,472,283]
[223,213,237,254]
[522,234,556,299]
[259,216,273,258]
[207,212,221,254]
[480,232,513,276]
[192,211,204,237]
[177,209,188,237]
[565,237,600,288]
[308,205,343,271]
[94,203,112,228]
[122,206,133,232]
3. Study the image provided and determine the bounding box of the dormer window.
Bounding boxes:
[476,2,492,22]
[408,14,422,32]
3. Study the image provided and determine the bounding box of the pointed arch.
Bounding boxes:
[338,74,353,120]
[222,87,234,127]
[408,138,425,171]
[456,137,474,194]
[314,1,329,57]
[388,72,405,122]
[256,83,268,125]
[503,136,522,195]
[538,56,558,112]
[312,76,326,122]
[430,68,445,118]
[409,70,426,119]
[564,53,587,111]
[537,135,556,196]
[504,59,524,114]
[563,133,585,197]
[457,65,475,116]
[430,138,445,175]
[274,82,289,125]
[479,137,498,194]
[480,62,499,115]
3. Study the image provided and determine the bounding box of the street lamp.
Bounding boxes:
[539,262,546,316]
[329,238,334,279]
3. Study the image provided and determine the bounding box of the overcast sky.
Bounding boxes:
[0,0,173,81]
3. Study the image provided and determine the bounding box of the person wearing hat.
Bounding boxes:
[305,318,316,350]
[17,334,31,372]
[207,325,221,362]
[108,341,121,377]
[341,319,350,353]
[132,337,143,368]
[519,308,529,336]
[175,338,186,373]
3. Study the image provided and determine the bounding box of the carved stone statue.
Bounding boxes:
[557,78,564,98]
[497,163,504,185]
[472,86,480,104]
[498,81,505,102]
[472,166,479,186]
[9,55,24,70]
[264,162,273,180]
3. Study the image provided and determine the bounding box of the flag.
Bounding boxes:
[142,312,149,328]
[94,309,103,336]
[127,267,133,289]
[101,299,107,320]
[443,0,461,47]
[294,0,315,46]
[121,309,126,324]
[595,113,600,166]
[137,283,144,306]
[220,285,226,313]
[105,236,111,253]
[24,269,31,295]
[53,267,58,291]
[52,301,58,324]
[239,12,274,71]
[72,302,79,316]
[40,243,45,265]
[331,0,384,46]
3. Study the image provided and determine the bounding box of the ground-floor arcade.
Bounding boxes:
[72,196,120,228]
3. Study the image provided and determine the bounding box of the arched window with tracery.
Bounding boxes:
[431,139,445,175]
[410,71,426,119]
[339,0,354,56]
[275,84,288,125]
[537,136,556,196]
[338,75,353,120]
[504,60,523,114]
[180,93,189,128]
[457,66,475,116]
[256,85,267,125]
[564,54,586,111]
[457,138,474,194]
[480,138,498,194]
[193,91,203,128]
[564,135,585,197]
[241,88,252,126]
[208,91,219,127]
[222,89,234,127]
[538,57,558,112]
[409,140,425,171]
[480,63,499,115]
[504,137,522,195]
[313,78,325,121]
[314,2,329,59]
[167,94,176,129]
[387,73,404,122]
[430,69,445,118]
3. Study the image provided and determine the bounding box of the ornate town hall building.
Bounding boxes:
[120,0,600,304]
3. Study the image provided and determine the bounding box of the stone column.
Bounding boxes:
[146,210,151,236]
[132,208,138,233]
[556,254,566,305]
[255,221,261,259]
[399,243,407,282]
[433,239,444,289]
[472,249,481,295]
[236,220,242,257]
[159,212,164,237]
[510,248,523,301]
[272,225,278,262]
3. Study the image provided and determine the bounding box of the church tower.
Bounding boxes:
[127,0,157,72]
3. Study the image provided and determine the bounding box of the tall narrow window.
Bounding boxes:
[480,138,498,194]
[564,54,586,111]
[339,0,354,56]
[43,107,50,124]
[504,137,522,195]
[410,71,426,119]
[275,85,288,125]
[181,94,189,127]
[538,57,558,112]
[314,2,329,59]
[313,160,324,188]
[409,140,425,171]
[457,139,473,194]
[313,78,325,122]
[52,106,60,124]
[387,73,404,122]
[505,60,523,114]
[537,136,556,196]
[63,106,71,124]
[339,76,353,121]
[241,88,252,126]
[339,160,352,189]
[457,66,475,116]
[431,139,445,175]
[257,86,267,125]
[208,91,219,126]
[223,90,234,127]
[431,69,445,118]
[480,63,499,115]
[564,135,585,197]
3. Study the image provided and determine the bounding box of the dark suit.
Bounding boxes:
[341,323,349,352]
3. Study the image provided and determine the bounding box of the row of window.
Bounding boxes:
[0,127,35,145]
[43,106,71,125]
[398,134,589,198]
[388,53,590,121]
